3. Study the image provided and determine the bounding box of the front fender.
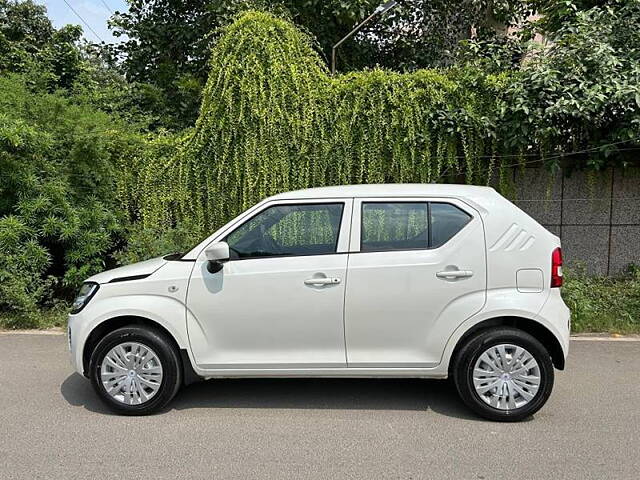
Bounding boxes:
[68,294,189,376]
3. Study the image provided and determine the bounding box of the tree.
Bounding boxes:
[0,0,53,50]
[501,0,640,170]
[335,0,534,71]
[107,1,532,128]
[0,0,86,90]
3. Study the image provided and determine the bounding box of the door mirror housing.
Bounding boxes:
[205,242,230,273]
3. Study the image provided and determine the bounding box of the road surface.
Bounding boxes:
[0,333,638,479]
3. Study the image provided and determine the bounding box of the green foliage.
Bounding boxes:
[351,0,533,71]
[501,0,640,170]
[127,10,639,235]
[2,3,639,333]
[107,1,531,127]
[0,0,88,90]
[563,266,640,334]
[113,222,201,266]
[107,0,258,129]
[0,305,67,329]
[133,11,505,234]
[0,1,160,129]
[0,214,50,322]
[531,0,608,34]
[0,74,152,317]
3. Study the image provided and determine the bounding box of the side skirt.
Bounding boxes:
[195,367,447,380]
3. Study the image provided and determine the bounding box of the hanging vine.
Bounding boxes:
[136,11,506,234]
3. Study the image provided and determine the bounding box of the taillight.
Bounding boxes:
[551,247,563,288]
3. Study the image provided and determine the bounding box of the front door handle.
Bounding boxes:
[436,270,473,279]
[304,277,341,286]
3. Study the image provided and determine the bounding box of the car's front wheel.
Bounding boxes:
[453,327,554,422]
[89,326,182,415]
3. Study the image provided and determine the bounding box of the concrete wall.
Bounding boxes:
[510,167,640,275]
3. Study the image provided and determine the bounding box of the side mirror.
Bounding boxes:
[204,242,230,273]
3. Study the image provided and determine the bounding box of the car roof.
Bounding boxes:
[268,183,496,201]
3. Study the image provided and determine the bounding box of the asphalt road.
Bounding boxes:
[0,334,638,480]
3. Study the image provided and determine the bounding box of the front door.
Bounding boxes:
[186,199,352,369]
[344,198,486,367]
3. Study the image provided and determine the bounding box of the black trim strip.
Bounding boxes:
[108,274,151,283]
[163,253,196,262]
[427,202,433,248]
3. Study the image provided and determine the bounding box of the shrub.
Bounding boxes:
[0,74,150,317]
[114,222,202,265]
[562,266,640,334]
[0,215,51,322]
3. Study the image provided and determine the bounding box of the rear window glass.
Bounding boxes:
[360,201,471,252]
[430,203,471,248]
[361,203,428,252]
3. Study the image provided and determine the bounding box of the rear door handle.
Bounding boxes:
[436,270,473,279]
[304,277,341,286]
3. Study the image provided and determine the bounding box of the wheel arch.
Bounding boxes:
[448,316,566,374]
[82,315,200,385]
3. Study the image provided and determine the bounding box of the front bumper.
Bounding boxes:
[68,311,90,377]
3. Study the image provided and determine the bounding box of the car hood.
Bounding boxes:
[86,256,168,284]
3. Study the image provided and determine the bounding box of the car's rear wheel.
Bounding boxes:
[453,327,554,422]
[89,326,182,415]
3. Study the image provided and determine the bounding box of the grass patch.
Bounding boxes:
[563,267,640,334]
[0,305,68,330]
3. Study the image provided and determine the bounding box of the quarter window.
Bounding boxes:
[361,203,428,252]
[226,203,343,259]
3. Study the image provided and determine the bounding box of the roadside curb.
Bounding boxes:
[0,328,65,335]
[570,335,640,342]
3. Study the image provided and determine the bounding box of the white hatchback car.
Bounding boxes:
[69,184,570,421]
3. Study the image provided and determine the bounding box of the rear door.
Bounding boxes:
[344,197,486,367]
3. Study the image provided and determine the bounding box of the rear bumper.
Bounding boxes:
[538,288,571,361]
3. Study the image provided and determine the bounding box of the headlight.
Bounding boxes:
[71,282,99,314]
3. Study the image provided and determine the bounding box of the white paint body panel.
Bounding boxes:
[68,261,194,374]
[186,254,348,368]
[344,197,486,367]
[186,198,353,369]
[86,255,168,284]
[69,184,570,379]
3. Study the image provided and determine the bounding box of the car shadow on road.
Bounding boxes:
[61,374,486,421]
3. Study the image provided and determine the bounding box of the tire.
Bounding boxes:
[89,326,182,415]
[453,327,554,422]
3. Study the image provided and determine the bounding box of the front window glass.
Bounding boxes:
[226,203,344,259]
[361,202,428,252]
